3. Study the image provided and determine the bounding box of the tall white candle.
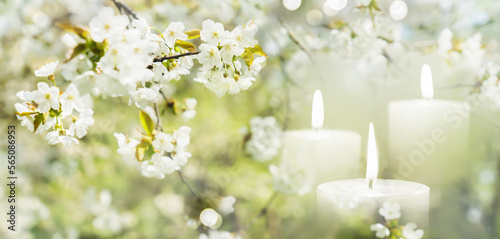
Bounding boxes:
[388,64,470,185]
[280,90,361,185]
[317,124,430,237]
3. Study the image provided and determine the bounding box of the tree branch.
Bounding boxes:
[245,191,279,230]
[278,17,314,62]
[153,51,201,62]
[111,0,138,20]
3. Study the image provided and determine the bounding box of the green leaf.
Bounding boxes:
[56,23,89,40]
[33,113,45,133]
[65,43,87,63]
[185,29,201,39]
[135,141,150,162]
[139,111,154,136]
[175,39,196,52]
[241,49,254,67]
[146,144,155,160]
[247,44,268,57]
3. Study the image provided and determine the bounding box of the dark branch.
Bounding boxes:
[153,51,201,62]
[111,0,138,20]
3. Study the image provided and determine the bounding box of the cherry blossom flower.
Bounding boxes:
[198,44,223,69]
[379,201,401,220]
[59,84,85,116]
[89,7,129,43]
[114,133,140,166]
[182,98,197,121]
[402,223,424,239]
[200,19,227,46]
[217,196,236,215]
[69,109,95,138]
[370,223,390,238]
[245,116,282,161]
[32,82,60,113]
[152,132,175,153]
[163,21,188,48]
[34,61,59,77]
[173,126,191,150]
[269,164,313,195]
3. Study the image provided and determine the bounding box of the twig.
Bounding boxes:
[111,0,138,20]
[153,103,163,131]
[178,170,198,198]
[153,51,201,62]
[278,17,314,62]
[245,191,279,230]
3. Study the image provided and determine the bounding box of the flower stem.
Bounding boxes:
[177,170,198,198]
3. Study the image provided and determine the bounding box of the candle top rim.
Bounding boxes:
[283,129,360,137]
[389,99,464,105]
[317,179,429,198]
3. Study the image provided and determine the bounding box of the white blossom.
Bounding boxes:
[402,223,424,239]
[163,21,188,48]
[378,201,401,220]
[269,164,312,195]
[217,196,236,215]
[182,98,197,121]
[129,87,159,109]
[69,109,95,138]
[199,230,241,239]
[173,126,191,151]
[32,82,60,113]
[198,44,223,69]
[231,20,258,48]
[59,84,84,116]
[370,223,390,238]
[245,116,282,161]
[89,7,129,43]
[114,133,140,166]
[200,19,228,46]
[34,61,59,77]
[152,132,175,153]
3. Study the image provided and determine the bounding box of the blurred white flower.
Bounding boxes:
[269,164,312,195]
[245,116,282,161]
[89,7,129,42]
[217,196,236,215]
[379,201,401,220]
[199,230,242,239]
[370,223,390,238]
[182,98,197,121]
[35,61,59,77]
[152,132,175,153]
[114,133,140,166]
[129,87,159,109]
[199,208,222,229]
[174,126,191,150]
[402,223,424,239]
[231,20,258,48]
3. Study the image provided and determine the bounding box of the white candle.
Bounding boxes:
[280,90,361,185]
[317,124,430,237]
[388,64,470,185]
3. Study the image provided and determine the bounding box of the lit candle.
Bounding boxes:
[388,64,470,185]
[317,124,430,237]
[280,90,361,185]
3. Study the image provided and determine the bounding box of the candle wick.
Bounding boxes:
[368,179,373,189]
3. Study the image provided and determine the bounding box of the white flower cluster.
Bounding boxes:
[114,126,192,179]
[15,62,94,147]
[83,189,134,233]
[268,164,313,196]
[370,201,424,239]
[199,230,241,239]
[194,19,265,97]
[245,116,282,161]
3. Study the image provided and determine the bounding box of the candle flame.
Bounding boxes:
[366,122,378,188]
[420,64,434,100]
[311,90,324,130]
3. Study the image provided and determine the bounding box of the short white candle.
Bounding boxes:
[317,124,430,236]
[388,64,470,184]
[280,90,361,185]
